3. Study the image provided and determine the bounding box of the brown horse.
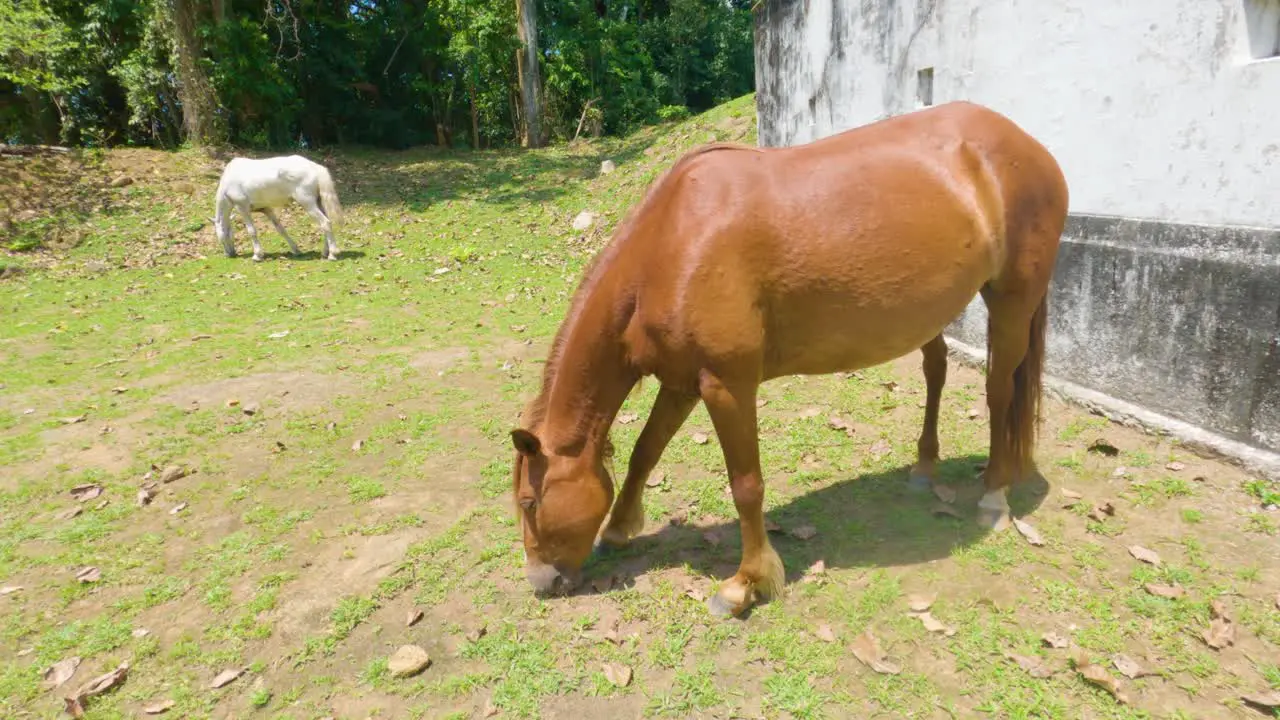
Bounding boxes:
[509,101,1069,617]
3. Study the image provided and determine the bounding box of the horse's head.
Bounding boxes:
[509,428,613,596]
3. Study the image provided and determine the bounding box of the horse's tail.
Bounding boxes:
[316,166,343,226]
[1006,292,1048,478]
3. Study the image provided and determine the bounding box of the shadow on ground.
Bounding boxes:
[580,454,1051,597]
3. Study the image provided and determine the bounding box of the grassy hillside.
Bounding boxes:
[1,95,1278,720]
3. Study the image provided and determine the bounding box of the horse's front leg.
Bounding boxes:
[598,385,699,550]
[908,334,948,492]
[699,371,784,618]
[264,209,301,256]
[236,207,264,262]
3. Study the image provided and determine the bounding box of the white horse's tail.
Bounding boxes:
[316,166,343,226]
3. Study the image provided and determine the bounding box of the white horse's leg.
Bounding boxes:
[236,206,264,262]
[264,209,301,256]
[298,195,339,261]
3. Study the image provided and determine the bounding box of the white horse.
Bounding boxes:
[212,155,343,261]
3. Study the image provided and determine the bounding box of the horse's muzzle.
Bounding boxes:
[526,561,581,597]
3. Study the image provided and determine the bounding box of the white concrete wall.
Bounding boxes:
[755,0,1280,228]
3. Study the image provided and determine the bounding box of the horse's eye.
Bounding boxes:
[519,496,536,511]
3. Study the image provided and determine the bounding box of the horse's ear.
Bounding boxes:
[511,429,542,456]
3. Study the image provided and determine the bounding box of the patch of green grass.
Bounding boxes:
[645,661,722,717]
[462,623,565,718]
[346,475,387,502]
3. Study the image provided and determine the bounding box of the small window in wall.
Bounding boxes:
[1244,0,1280,59]
[916,67,934,107]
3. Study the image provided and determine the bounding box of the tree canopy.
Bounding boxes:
[0,0,756,149]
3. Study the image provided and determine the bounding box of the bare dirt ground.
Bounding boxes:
[2,96,1278,720]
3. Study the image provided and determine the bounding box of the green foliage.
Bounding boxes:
[0,0,755,149]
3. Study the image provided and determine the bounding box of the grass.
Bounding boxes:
[0,93,1277,719]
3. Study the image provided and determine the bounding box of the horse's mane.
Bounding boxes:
[519,141,758,434]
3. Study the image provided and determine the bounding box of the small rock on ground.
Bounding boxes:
[388,645,431,678]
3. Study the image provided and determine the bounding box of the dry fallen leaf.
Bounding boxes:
[1201,598,1235,650]
[702,530,722,547]
[70,484,103,502]
[931,484,957,504]
[914,611,956,636]
[0,585,23,596]
[1165,461,1187,471]
[75,567,100,584]
[828,416,856,436]
[1088,502,1117,521]
[169,502,187,515]
[465,625,488,643]
[932,503,962,519]
[1005,652,1057,678]
[1041,632,1070,649]
[789,525,818,541]
[1013,518,1046,547]
[142,699,175,715]
[209,668,242,689]
[351,439,364,452]
[907,592,936,612]
[868,439,892,458]
[43,657,81,689]
[1128,546,1161,566]
[158,465,189,484]
[482,697,499,717]
[1061,488,1083,500]
[61,415,87,425]
[1241,691,1280,711]
[58,507,83,521]
[645,471,665,488]
[764,517,782,533]
[801,559,827,583]
[136,486,157,507]
[814,624,837,643]
[1111,654,1151,679]
[1143,583,1185,599]
[602,663,633,687]
[850,630,901,675]
[406,609,424,627]
[691,432,710,445]
[616,413,638,425]
[63,662,129,718]
[1087,439,1120,456]
[1076,657,1129,704]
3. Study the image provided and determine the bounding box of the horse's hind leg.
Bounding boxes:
[598,385,699,550]
[235,206,264,262]
[298,194,339,260]
[908,334,948,492]
[977,287,1049,531]
[264,209,301,256]
[699,371,784,618]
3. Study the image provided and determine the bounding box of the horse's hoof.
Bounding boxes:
[976,506,1012,532]
[706,591,750,619]
[907,471,932,493]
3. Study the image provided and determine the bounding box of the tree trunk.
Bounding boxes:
[168,0,219,145]
[468,67,481,149]
[515,0,543,148]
